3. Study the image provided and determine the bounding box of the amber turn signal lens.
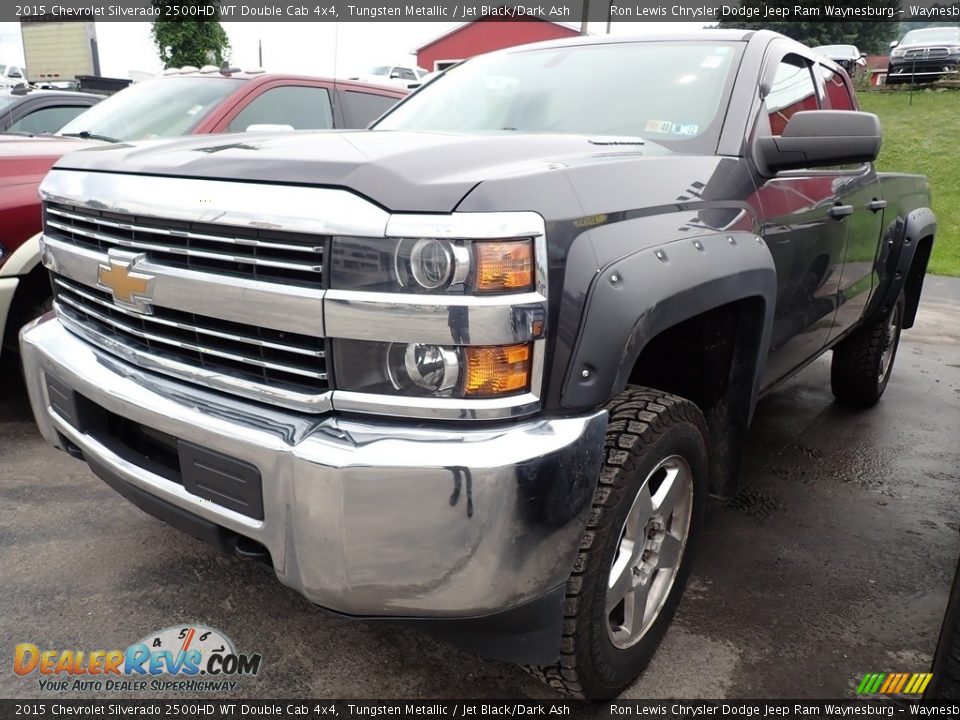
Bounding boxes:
[463,343,532,398]
[473,240,534,293]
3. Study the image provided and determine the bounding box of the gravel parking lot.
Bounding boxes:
[2,276,959,700]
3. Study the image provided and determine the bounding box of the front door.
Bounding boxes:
[753,55,851,388]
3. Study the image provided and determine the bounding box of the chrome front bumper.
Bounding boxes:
[21,316,606,619]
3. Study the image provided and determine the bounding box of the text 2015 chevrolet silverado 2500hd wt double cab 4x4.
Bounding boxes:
[21,31,935,698]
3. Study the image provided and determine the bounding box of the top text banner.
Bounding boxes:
[6,0,958,23]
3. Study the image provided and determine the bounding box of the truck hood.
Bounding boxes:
[51,130,657,213]
[0,135,96,188]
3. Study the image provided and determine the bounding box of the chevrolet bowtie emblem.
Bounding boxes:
[97,253,155,314]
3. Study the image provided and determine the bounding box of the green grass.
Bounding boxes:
[858,90,960,276]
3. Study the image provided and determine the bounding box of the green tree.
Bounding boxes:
[150,1,231,69]
[717,1,900,54]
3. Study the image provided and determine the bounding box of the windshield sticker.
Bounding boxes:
[645,120,699,136]
[645,119,674,133]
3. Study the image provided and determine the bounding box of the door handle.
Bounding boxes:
[867,199,887,212]
[829,204,854,219]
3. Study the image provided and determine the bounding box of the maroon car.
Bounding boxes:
[0,69,405,356]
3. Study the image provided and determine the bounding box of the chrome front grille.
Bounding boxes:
[904,47,950,59]
[52,275,330,401]
[44,202,327,288]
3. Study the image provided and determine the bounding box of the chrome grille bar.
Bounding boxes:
[58,293,325,379]
[52,274,331,410]
[46,218,324,273]
[46,206,326,253]
[43,199,328,287]
[53,279,324,358]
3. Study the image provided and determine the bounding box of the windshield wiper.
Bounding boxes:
[60,130,120,143]
[0,131,36,137]
[588,136,646,146]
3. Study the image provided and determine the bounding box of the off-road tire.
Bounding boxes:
[831,291,905,408]
[528,386,708,699]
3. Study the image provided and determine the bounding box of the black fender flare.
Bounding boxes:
[868,207,936,329]
[560,230,777,417]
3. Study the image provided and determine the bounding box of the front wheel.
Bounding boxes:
[831,291,905,408]
[529,387,708,699]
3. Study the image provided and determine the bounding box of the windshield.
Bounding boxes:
[902,28,960,44]
[374,41,743,154]
[57,76,244,142]
[0,65,5,74]
[814,45,857,56]
[367,66,390,76]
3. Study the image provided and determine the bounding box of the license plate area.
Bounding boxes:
[47,376,264,520]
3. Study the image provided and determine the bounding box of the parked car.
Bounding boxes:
[351,64,429,88]
[812,44,867,76]
[0,69,405,357]
[0,87,101,135]
[888,26,960,84]
[0,64,26,89]
[20,31,934,699]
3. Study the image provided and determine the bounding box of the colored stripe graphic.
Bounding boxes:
[858,672,932,695]
[894,674,909,693]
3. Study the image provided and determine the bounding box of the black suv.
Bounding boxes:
[888,26,960,84]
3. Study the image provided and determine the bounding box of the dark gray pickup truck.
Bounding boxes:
[21,30,935,698]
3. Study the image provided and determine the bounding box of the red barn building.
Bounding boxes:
[415,18,581,72]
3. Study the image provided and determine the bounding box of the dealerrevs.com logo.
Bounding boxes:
[14,625,262,693]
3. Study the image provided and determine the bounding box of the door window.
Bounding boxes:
[227,86,333,132]
[766,57,819,135]
[344,91,399,128]
[820,65,856,111]
[8,105,89,134]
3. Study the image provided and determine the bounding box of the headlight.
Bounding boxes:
[389,342,460,393]
[329,236,534,294]
[333,339,533,399]
[891,48,906,57]
[949,47,960,55]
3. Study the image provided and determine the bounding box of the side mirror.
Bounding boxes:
[245,123,295,132]
[860,51,868,58]
[755,111,881,175]
[890,40,899,49]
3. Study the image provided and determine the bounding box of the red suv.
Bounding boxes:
[0,69,405,357]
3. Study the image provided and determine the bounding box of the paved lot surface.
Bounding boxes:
[1,277,959,700]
